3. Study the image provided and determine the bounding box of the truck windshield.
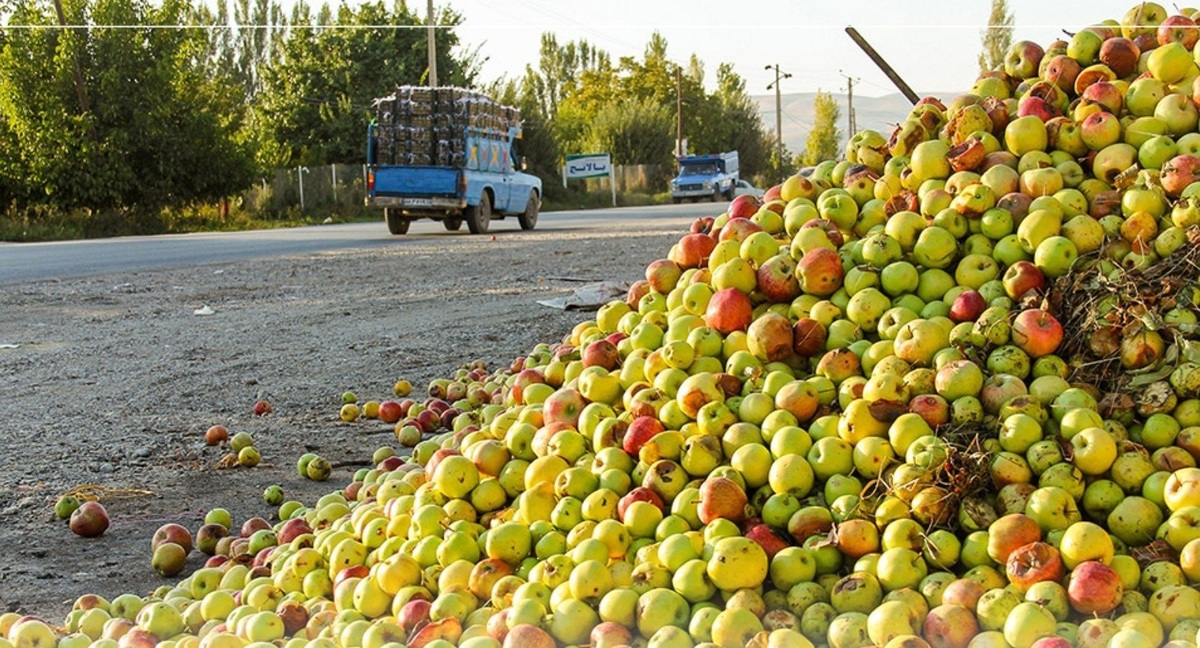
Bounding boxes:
[681,163,717,175]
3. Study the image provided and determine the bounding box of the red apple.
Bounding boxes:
[756,254,801,303]
[909,394,950,429]
[800,218,845,247]
[987,514,1042,564]
[1067,560,1123,614]
[151,523,193,555]
[1011,309,1064,358]
[253,400,272,416]
[69,501,109,538]
[504,625,555,648]
[618,486,666,518]
[796,248,845,297]
[746,312,794,363]
[240,517,271,538]
[672,233,717,268]
[644,258,682,294]
[941,578,985,609]
[1159,14,1200,49]
[698,477,748,525]
[1005,541,1065,592]
[792,318,828,358]
[542,388,586,428]
[378,455,404,472]
[590,621,633,648]
[625,280,651,309]
[1160,154,1200,197]
[923,604,979,648]
[704,288,754,334]
[398,599,432,633]
[582,339,620,371]
[1099,37,1141,77]
[196,524,229,555]
[1030,638,1073,648]
[204,425,229,446]
[276,600,308,636]
[377,401,403,424]
[277,518,312,544]
[744,523,789,559]
[623,416,665,456]
[1002,260,1047,301]
[1017,95,1058,121]
[1081,81,1125,115]
[949,290,987,323]
[727,194,761,219]
[717,217,764,243]
[1042,55,1082,94]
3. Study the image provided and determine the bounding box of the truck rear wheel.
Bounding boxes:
[385,209,409,235]
[518,191,539,230]
[444,217,462,231]
[466,193,492,234]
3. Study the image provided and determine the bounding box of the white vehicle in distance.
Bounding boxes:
[731,179,765,199]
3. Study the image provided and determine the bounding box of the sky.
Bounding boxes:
[447,1,1147,98]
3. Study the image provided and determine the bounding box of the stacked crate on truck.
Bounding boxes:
[372,86,521,170]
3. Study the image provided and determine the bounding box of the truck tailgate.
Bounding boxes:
[372,166,460,196]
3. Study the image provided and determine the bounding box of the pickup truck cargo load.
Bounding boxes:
[366,86,542,235]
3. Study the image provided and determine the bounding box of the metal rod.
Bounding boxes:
[845,26,920,105]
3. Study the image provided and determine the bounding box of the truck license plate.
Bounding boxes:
[403,198,433,207]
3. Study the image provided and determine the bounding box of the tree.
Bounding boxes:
[978,0,1013,72]
[708,63,771,181]
[254,1,478,167]
[0,0,256,219]
[583,95,674,168]
[491,78,561,197]
[802,90,840,167]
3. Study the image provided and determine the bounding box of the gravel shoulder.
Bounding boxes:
[0,215,690,619]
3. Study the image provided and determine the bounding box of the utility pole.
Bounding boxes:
[840,70,860,136]
[426,0,438,86]
[675,67,683,156]
[765,64,792,167]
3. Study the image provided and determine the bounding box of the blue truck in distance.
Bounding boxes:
[366,87,542,235]
[670,151,739,203]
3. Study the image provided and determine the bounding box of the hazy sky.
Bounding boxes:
[449,1,1148,97]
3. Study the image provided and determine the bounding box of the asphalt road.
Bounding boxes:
[0,203,718,285]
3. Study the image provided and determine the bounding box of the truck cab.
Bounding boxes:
[670,151,739,203]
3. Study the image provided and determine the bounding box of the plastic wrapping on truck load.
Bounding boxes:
[372,86,521,169]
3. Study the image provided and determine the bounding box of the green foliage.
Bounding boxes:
[0,0,256,218]
[584,96,674,167]
[254,2,477,167]
[802,90,841,167]
[979,0,1013,72]
[492,79,562,199]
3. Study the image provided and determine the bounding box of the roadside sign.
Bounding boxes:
[563,153,616,206]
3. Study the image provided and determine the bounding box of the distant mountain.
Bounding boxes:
[750,91,958,160]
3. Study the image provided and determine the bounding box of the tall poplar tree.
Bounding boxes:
[802,91,840,167]
[978,0,1013,72]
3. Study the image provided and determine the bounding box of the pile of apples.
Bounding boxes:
[11,3,1200,648]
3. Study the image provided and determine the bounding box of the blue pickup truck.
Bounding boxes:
[366,87,542,235]
[670,151,739,203]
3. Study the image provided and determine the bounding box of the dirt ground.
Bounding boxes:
[0,214,692,621]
